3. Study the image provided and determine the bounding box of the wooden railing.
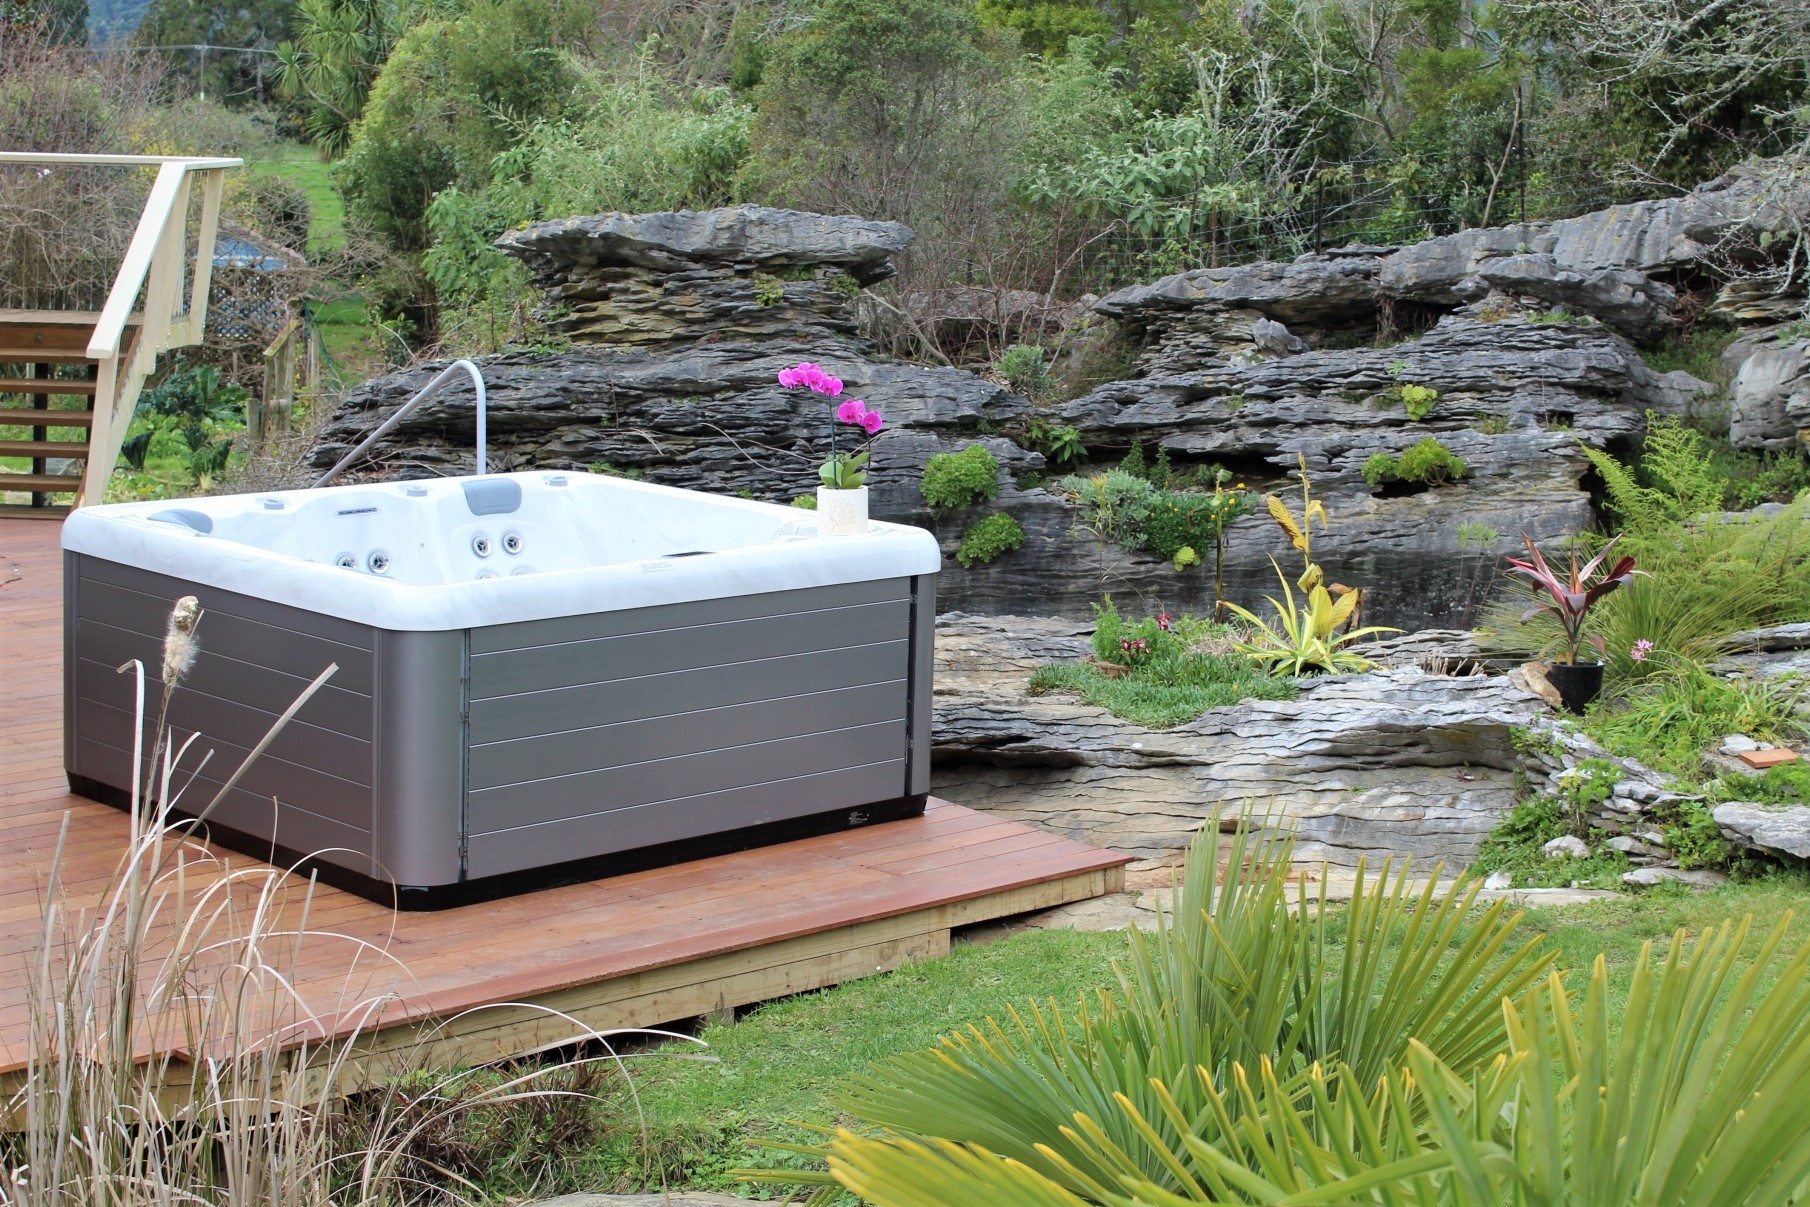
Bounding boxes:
[0,152,241,505]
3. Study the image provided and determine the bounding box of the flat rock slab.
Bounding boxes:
[932,616,1546,867]
[1011,881,1623,933]
[1715,802,1810,861]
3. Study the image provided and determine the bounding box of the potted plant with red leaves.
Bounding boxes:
[777,361,885,535]
[1505,532,1639,713]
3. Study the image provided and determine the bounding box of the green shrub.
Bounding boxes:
[1056,469,1157,547]
[1719,760,1810,807]
[1025,417,1085,465]
[1396,382,1440,419]
[1644,320,1740,384]
[752,273,786,306]
[1583,669,1807,781]
[955,512,1025,568]
[1089,596,1192,665]
[920,444,1001,511]
[1471,793,1632,888]
[1141,489,1253,565]
[790,495,817,509]
[1661,799,1734,870]
[1362,437,1467,488]
[994,344,1054,399]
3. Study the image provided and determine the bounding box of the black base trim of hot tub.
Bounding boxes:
[68,773,928,910]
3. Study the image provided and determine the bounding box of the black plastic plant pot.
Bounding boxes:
[1548,660,1605,715]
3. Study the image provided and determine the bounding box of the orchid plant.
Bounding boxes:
[1505,532,1640,665]
[777,361,885,489]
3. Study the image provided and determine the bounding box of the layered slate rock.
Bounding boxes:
[496,206,912,349]
[309,344,1033,502]
[930,614,1544,865]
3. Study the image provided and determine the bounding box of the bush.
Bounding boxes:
[1583,669,1807,781]
[1056,469,1157,547]
[785,818,1810,1205]
[994,344,1054,399]
[1363,437,1467,487]
[920,443,1001,511]
[339,0,593,250]
[1141,489,1252,565]
[955,512,1025,568]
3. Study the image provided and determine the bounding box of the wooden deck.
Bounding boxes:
[0,518,1127,1091]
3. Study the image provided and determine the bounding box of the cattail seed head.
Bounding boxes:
[162,596,202,685]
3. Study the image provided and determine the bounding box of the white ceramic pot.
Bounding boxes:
[816,485,869,536]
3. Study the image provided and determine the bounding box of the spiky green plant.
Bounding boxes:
[771,825,1810,1207]
[1224,559,1401,675]
[749,821,1554,1203]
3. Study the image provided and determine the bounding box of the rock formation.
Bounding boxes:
[311,161,1810,629]
[931,614,1544,866]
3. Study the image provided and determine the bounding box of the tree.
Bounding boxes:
[135,0,292,101]
[338,0,592,249]
[275,0,395,156]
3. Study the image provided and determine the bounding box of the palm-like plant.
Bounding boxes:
[1224,559,1401,675]
[752,822,1553,1203]
[770,823,1810,1207]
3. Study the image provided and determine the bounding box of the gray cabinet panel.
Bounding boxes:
[72,657,373,780]
[465,760,906,878]
[470,600,910,699]
[73,736,375,866]
[469,680,907,790]
[76,577,373,694]
[75,621,373,739]
[467,641,908,744]
[75,697,375,828]
[467,719,907,833]
[471,578,910,653]
[77,555,375,647]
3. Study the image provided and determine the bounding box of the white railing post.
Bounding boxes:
[180,167,226,348]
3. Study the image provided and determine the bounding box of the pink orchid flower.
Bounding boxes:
[835,399,886,434]
[777,362,844,396]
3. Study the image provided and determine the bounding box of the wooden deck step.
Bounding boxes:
[0,472,82,493]
[0,504,69,519]
[0,440,89,458]
[0,348,98,364]
[0,377,97,396]
[0,409,94,427]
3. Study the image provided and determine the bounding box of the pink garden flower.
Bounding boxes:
[1156,613,1174,631]
[835,398,886,434]
[777,362,842,396]
[1631,638,1654,662]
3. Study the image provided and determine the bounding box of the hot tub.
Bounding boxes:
[61,472,940,907]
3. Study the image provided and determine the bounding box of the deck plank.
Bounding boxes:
[0,518,1128,1091]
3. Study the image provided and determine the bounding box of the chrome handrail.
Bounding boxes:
[312,359,488,488]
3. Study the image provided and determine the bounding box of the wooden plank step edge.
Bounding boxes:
[0,441,89,458]
[0,350,97,364]
[0,504,69,519]
[0,473,82,491]
[0,378,97,396]
[0,410,94,427]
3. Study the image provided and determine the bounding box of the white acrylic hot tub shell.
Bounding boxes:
[60,471,942,630]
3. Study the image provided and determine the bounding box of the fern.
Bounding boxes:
[1641,414,1724,516]
[1582,444,1675,533]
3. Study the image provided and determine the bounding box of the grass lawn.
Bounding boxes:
[243,143,345,255]
[601,873,1810,1198]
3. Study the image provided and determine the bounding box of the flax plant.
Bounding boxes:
[775,821,1810,1206]
[4,598,659,1206]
